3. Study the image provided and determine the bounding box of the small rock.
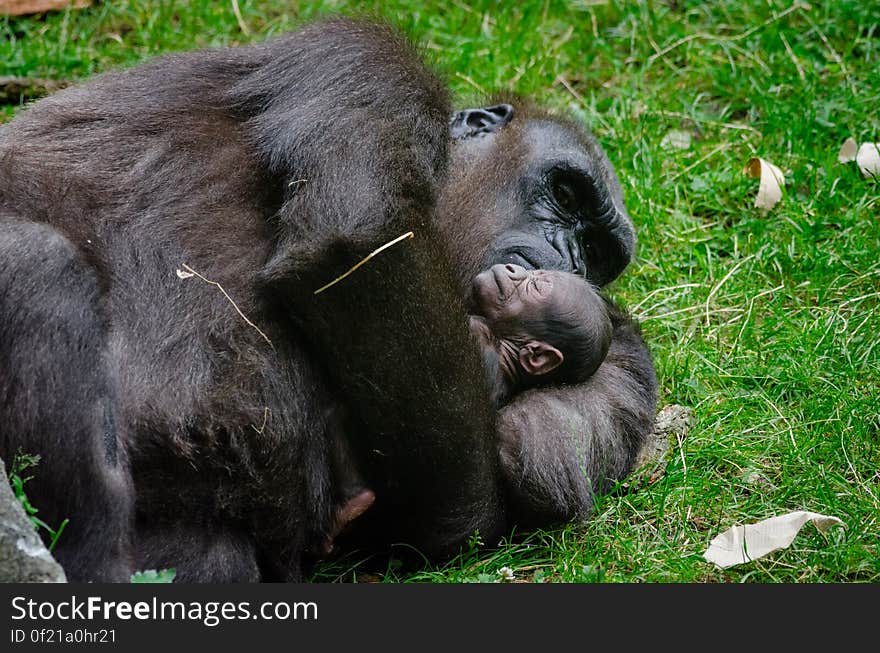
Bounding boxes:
[0,457,67,583]
[631,404,694,485]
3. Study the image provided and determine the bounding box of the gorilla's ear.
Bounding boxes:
[450,104,514,140]
[518,341,564,377]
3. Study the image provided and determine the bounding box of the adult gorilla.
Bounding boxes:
[0,17,656,582]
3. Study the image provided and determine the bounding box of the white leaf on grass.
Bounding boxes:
[744,157,785,212]
[856,142,880,178]
[837,137,858,163]
[660,129,692,151]
[838,138,880,178]
[175,268,194,279]
[703,510,845,569]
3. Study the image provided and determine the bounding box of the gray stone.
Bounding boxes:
[631,404,694,485]
[0,457,67,583]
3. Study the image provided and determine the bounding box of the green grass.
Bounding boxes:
[3,0,878,583]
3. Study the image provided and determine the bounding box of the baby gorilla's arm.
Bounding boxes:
[468,316,517,406]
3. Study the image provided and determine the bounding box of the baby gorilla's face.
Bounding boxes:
[472,263,571,336]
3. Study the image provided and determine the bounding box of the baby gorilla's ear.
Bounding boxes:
[518,341,564,377]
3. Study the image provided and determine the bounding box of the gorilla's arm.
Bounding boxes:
[242,20,506,554]
[496,305,657,525]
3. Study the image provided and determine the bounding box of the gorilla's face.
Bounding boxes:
[443,104,635,290]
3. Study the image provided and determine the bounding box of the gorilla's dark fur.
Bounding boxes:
[0,17,657,582]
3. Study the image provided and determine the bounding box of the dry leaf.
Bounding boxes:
[703,510,844,569]
[660,129,692,151]
[838,138,879,178]
[0,0,90,16]
[837,137,858,163]
[856,142,880,178]
[745,157,785,212]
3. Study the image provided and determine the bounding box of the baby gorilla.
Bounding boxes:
[469,263,612,406]
[318,264,612,556]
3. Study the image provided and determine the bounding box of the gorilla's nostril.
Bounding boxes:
[505,264,517,274]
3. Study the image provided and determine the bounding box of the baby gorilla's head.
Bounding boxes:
[471,264,612,387]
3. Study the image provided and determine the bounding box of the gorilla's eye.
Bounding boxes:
[552,177,579,213]
[549,168,610,222]
[549,169,589,217]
